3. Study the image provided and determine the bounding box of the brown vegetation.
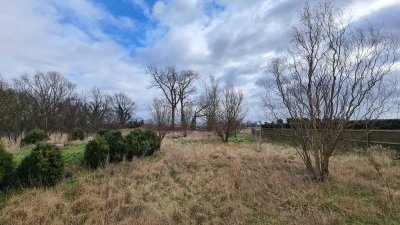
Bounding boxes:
[0,132,399,224]
[263,0,399,181]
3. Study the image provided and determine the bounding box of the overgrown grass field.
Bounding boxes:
[1,132,399,224]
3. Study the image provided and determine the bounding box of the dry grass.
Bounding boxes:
[0,132,399,225]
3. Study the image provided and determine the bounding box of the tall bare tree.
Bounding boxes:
[150,98,171,140]
[263,0,399,181]
[177,69,198,137]
[203,75,220,131]
[189,93,210,130]
[13,71,75,133]
[147,66,180,130]
[215,85,246,142]
[87,88,111,132]
[0,79,30,141]
[60,96,88,133]
[112,92,136,127]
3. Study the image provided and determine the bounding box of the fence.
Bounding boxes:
[253,128,400,151]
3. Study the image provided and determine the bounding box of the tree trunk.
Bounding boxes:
[171,106,176,130]
[321,155,330,182]
[190,115,196,130]
[303,156,317,180]
[180,101,187,137]
[224,134,229,142]
[314,152,322,181]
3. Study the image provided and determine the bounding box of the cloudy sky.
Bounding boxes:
[0,0,399,120]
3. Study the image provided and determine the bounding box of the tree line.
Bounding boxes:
[261,119,400,130]
[0,69,247,143]
[0,71,136,141]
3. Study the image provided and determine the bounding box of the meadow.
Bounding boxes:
[0,131,399,225]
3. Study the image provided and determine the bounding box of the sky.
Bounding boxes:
[0,0,399,121]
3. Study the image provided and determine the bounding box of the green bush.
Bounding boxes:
[20,129,49,147]
[96,129,110,137]
[124,130,141,160]
[143,130,161,155]
[104,131,125,163]
[84,137,109,169]
[0,144,14,188]
[16,143,64,187]
[68,128,85,141]
[125,129,161,159]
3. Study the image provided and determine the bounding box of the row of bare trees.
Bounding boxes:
[148,67,246,142]
[262,0,399,181]
[0,69,246,143]
[0,72,137,141]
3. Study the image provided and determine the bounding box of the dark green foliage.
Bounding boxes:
[0,144,14,188]
[84,137,109,169]
[261,119,400,130]
[125,129,161,159]
[68,128,85,141]
[20,129,49,147]
[96,129,110,137]
[16,143,64,187]
[127,119,145,128]
[104,131,125,162]
[348,119,400,130]
[124,130,141,160]
[143,130,161,153]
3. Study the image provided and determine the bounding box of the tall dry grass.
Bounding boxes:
[0,133,399,224]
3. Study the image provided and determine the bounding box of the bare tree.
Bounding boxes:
[203,75,220,131]
[263,0,399,181]
[147,66,180,130]
[87,88,112,132]
[0,79,29,141]
[180,100,197,132]
[111,92,136,127]
[189,93,210,130]
[61,96,89,133]
[215,85,246,142]
[177,69,198,137]
[150,98,171,140]
[13,71,75,133]
[1,73,145,140]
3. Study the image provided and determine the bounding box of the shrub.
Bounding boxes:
[96,129,110,137]
[16,143,64,187]
[0,144,14,188]
[68,128,85,141]
[20,129,49,147]
[124,130,141,160]
[125,129,161,159]
[84,137,109,169]
[143,130,161,155]
[104,131,125,163]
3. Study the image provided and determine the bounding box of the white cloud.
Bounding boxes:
[128,0,151,16]
[135,0,400,120]
[0,0,151,118]
[345,0,400,21]
[152,0,207,25]
[0,0,398,120]
[135,0,297,119]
